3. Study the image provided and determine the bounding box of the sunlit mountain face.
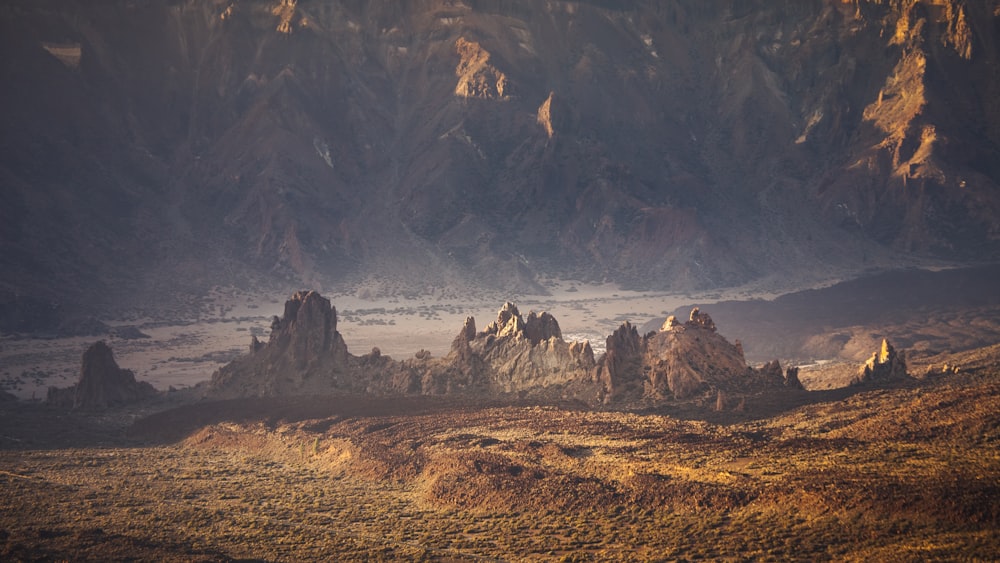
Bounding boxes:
[2,0,999,330]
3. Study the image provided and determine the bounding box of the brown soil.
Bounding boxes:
[2,345,1000,561]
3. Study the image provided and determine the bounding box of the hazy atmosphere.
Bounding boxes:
[2,1,999,560]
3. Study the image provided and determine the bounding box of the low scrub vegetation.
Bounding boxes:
[2,359,999,560]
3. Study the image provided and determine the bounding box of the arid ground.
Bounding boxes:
[2,344,999,561]
[2,267,1000,560]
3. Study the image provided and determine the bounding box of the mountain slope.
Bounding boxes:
[2,0,999,328]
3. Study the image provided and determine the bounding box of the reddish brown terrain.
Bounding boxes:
[2,348,999,560]
[2,285,1000,560]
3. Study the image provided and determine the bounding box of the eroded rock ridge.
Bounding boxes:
[209,291,806,406]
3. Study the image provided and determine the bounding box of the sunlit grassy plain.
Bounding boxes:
[2,347,998,561]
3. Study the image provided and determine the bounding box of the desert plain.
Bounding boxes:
[2,266,1000,561]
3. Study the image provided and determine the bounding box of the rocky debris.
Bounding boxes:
[852,338,909,386]
[47,341,157,410]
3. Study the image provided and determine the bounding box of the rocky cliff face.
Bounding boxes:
[3,1,999,325]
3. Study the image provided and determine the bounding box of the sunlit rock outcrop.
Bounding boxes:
[454,37,510,100]
[443,302,596,394]
[209,293,815,405]
[597,308,807,404]
[598,308,751,402]
[852,338,909,386]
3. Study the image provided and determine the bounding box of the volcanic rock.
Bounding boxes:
[210,291,350,397]
[755,360,805,390]
[852,338,909,385]
[442,302,596,395]
[784,366,803,389]
[597,322,645,403]
[47,341,156,410]
[687,308,717,332]
[597,308,801,402]
[4,1,1000,323]
[209,292,804,406]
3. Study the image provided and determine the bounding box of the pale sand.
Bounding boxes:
[0,278,822,400]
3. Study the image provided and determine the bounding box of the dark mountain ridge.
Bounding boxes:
[2,0,999,329]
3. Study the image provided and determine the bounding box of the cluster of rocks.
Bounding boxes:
[206,291,820,407]
[852,338,908,386]
[595,307,802,404]
[210,295,597,399]
[36,291,912,411]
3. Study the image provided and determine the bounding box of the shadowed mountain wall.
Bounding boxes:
[2,0,999,326]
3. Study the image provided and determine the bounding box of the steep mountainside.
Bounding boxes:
[2,0,999,328]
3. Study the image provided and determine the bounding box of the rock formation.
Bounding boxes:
[444,302,596,394]
[210,297,597,399]
[598,308,754,402]
[756,360,805,390]
[210,292,809,407]
[211,291,351,397]
[47,341,157,409]
[852,338,909,386]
